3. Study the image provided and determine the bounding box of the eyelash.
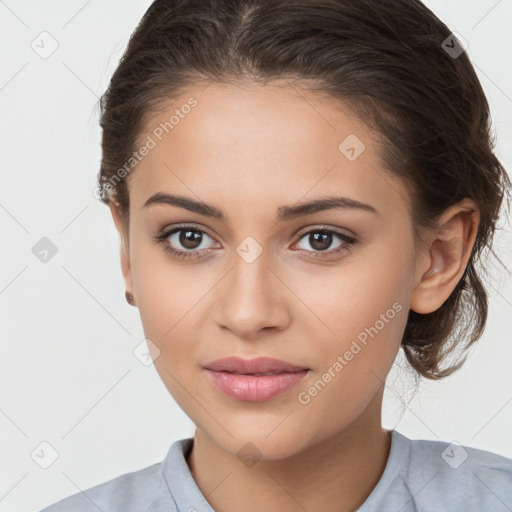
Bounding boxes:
[152,224,357,261]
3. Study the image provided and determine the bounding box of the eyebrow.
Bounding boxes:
[143,192,379,221]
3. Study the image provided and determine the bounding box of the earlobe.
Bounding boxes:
[108,199,135,303]
[410,199,479,315]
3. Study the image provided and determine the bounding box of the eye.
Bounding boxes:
[152,225,218,260]
[293,227,356,258]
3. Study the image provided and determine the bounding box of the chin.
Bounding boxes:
[206,422,313,462]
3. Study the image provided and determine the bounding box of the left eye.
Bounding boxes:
[294,229,355,253]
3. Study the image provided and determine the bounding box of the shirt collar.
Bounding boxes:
[161,430,411,512]
[162,437,216,512]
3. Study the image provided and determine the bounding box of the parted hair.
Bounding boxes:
[97,0,510,380]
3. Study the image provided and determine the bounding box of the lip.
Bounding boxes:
[203,356,309,374]
[203,357,310,402]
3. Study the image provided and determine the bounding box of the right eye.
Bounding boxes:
[153,225,219,260]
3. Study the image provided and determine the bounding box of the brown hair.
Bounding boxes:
[97,0,510,381]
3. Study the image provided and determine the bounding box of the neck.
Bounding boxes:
[186,391,392,512]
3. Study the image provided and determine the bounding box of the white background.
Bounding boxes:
[1,1,511,511]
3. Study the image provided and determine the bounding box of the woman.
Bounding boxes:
[40,0,512,510]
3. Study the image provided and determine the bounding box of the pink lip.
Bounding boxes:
[204,369,309,401]
[203,357,310,402]
[203,356,309,374]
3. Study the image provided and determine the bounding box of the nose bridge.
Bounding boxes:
[214,236,290,337]
[230,238,274,304]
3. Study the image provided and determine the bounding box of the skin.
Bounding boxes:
[108,80,480,512]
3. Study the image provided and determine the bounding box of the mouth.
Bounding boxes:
[202,356,310,402]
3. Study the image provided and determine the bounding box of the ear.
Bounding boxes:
[108,199,135,302]
[410,198,480,314]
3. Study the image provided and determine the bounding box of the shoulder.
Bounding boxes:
[362,431,512,512]
[37,460,176,512]
[407,433,512,510]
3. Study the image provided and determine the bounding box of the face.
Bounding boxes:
[111,81,423,460]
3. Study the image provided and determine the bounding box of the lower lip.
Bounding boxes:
[204,369,309,401]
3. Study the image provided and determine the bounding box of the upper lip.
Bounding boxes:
[203,356,309,374]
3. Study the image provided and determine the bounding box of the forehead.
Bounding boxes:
[129,81,411,220]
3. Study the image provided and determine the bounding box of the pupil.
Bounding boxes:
[311,231,331,251]
[180,230,202,249]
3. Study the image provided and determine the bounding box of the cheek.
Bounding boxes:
[133,258,203,403]
[130,238,209,336]
[295,290,406,438]
[129,247,207,403]
[291,249,409,397]
[289,246,408,341]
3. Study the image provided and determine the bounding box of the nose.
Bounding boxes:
[213,250,291,340]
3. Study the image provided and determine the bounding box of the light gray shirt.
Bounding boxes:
[38,429,512,511]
